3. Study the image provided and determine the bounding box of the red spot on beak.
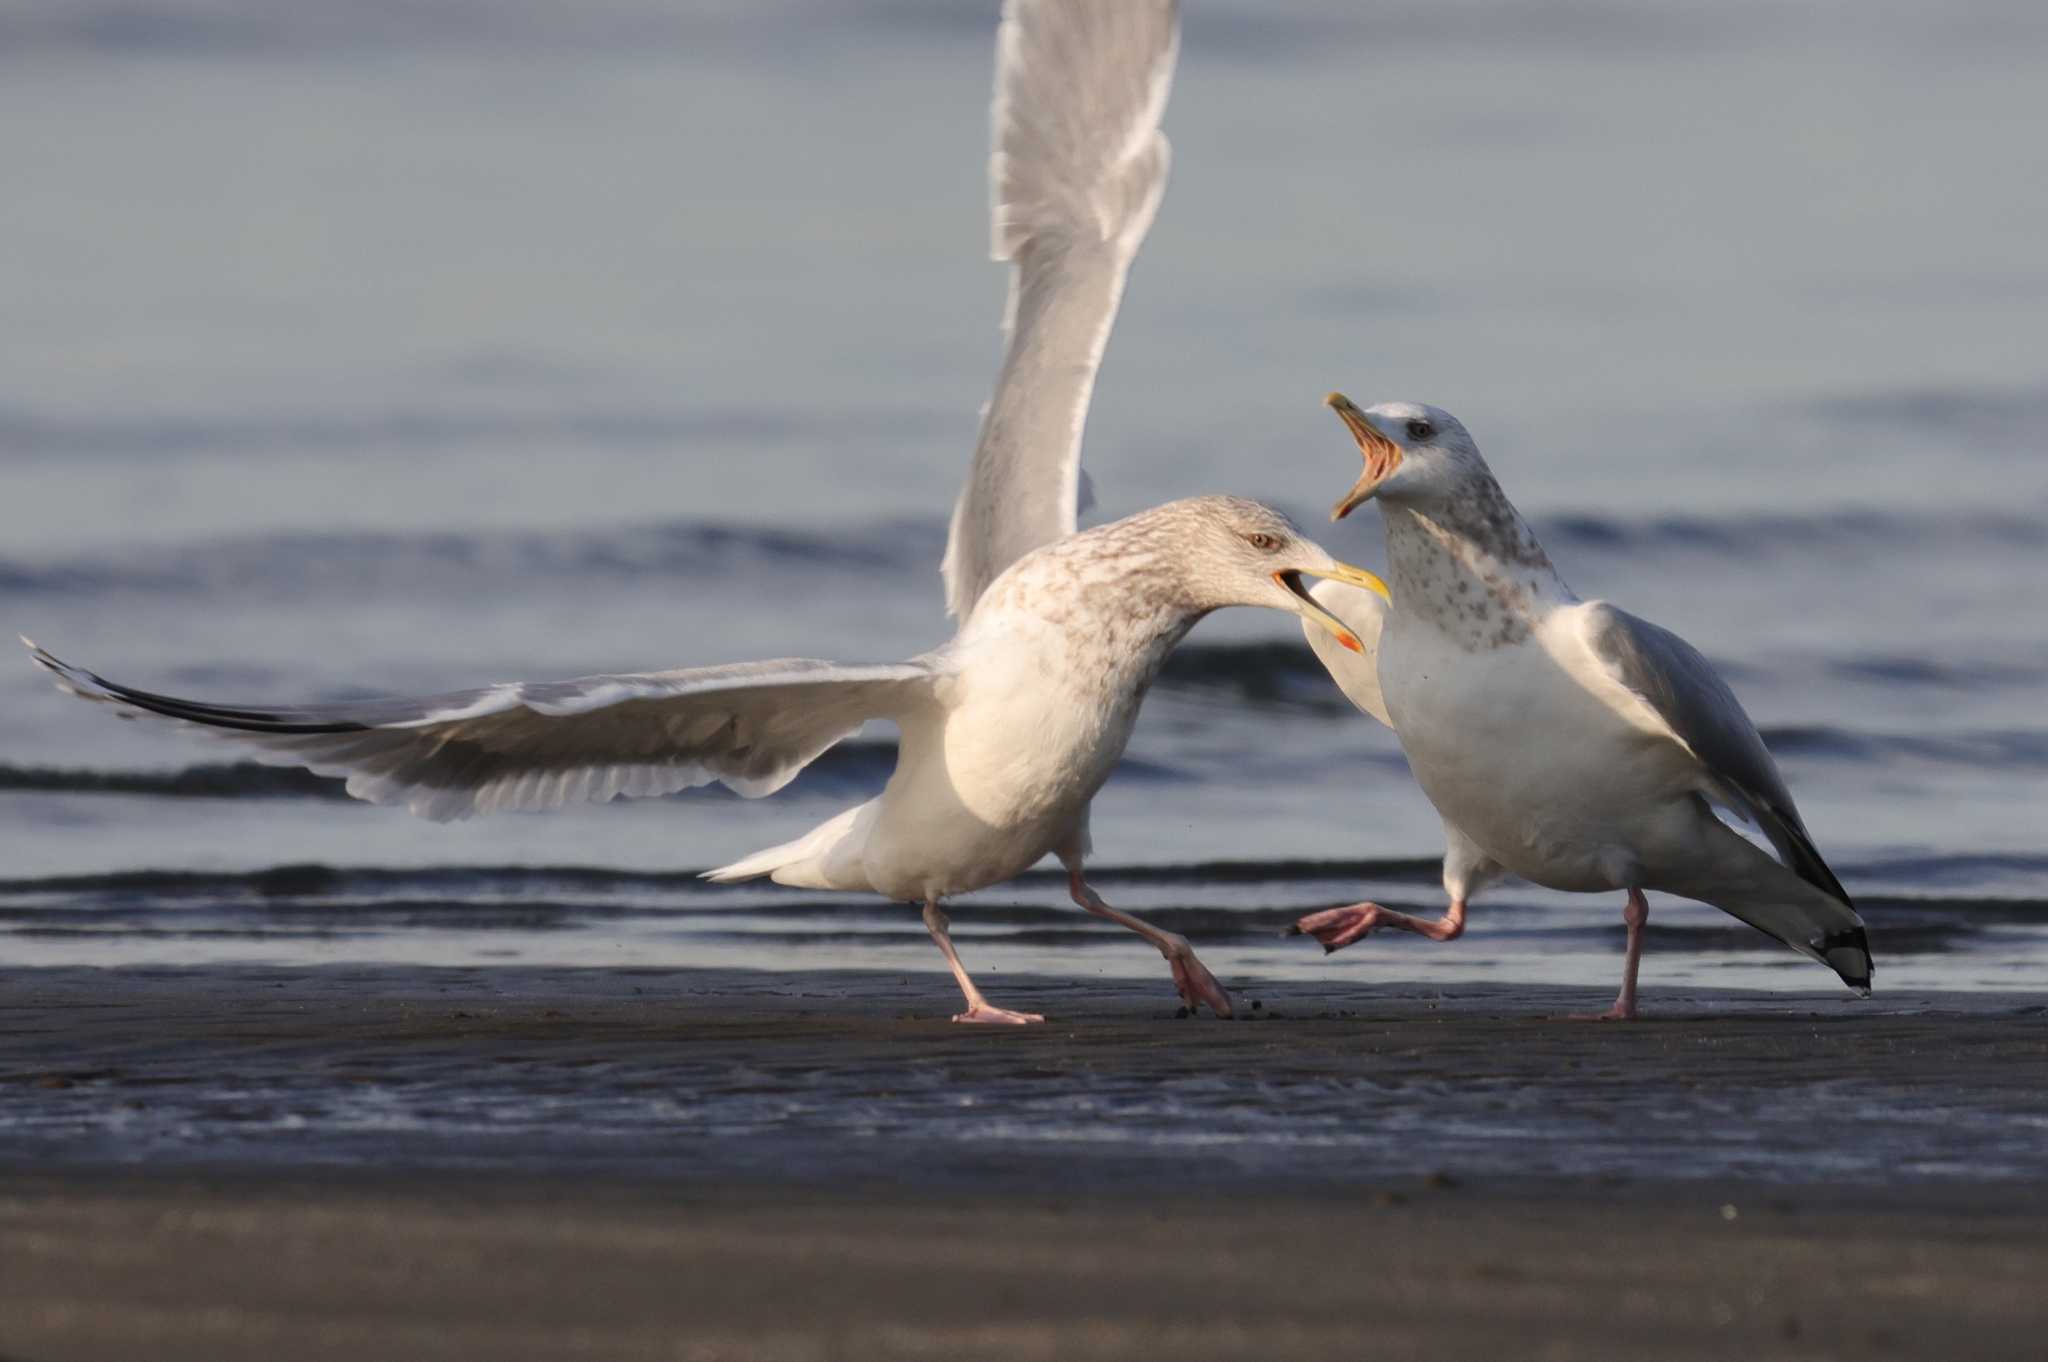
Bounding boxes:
[1337,632,1363,653]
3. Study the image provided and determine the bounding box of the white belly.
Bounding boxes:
[1383,612,1698,892]
[859,631,1140,902]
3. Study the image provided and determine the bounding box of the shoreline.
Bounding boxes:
[6,964,2047,1185]
[6,966,2048,1357]
[4,1168,2045,1361]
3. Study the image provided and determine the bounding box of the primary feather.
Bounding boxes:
[940,0,1179,620]
[25,639,938,823]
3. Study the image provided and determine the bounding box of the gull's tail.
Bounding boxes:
[703,800,878,891]
[1661,816,1874,994]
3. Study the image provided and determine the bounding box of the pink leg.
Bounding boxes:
[1065,863,1234,1018]
[922,900,1042,1025]
[1290,898,1467,952]
[1569,888,1648,1021]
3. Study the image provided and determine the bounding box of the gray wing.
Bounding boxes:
[939,0,1179,619]
[1301,578,1392,727]
[25,638,939,823]
[1581,605,1852,907]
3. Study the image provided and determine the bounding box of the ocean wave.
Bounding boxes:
[6,503,2041,604]
[0,762,353,800]
[0,519,946,597]
[1804,382,2048,445]
[5,853,2044,903]
[0,856,1446,901]
[1540,506,2047,555]
[0,401,945,461]
[1759,726,2048,772]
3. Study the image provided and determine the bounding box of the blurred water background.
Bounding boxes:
[3,0,2045,997]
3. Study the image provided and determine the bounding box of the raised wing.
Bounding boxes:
[939,0,1180,619]
[1300,578,1392,727]
[26,639,939,823]
[1580,604,1852,908]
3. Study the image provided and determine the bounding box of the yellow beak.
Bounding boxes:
[1275,562,1390,653]
[1326,391,1402,520]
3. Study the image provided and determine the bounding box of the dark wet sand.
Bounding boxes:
[5,966,2048,1359]
[4,1171,2046,1362]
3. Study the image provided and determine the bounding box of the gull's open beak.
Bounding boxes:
[1274,562,1389,654]
[1326,392,1401,520]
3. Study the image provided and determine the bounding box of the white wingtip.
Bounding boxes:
[988,0,1178,263]
[19,639,119,703]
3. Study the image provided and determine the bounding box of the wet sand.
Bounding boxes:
[4,1172,2046,1361]
[7,965,2048,1183]
[4,966,2048,1358]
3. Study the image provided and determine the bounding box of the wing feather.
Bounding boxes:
[1580,605,1852,907]
[940,0,1179,619]
[25,639,939,823]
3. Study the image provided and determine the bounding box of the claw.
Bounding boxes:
[1292,904,1382,953]
[951,1005,1045,1025]
[1170,951,1235,1019]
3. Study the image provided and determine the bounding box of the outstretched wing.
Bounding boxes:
[1579,604,1852,907]
[939,0,1180,619]
[1300,578,1393,727]
[25,639,940,823]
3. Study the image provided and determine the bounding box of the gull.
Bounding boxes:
[22,0,1391,1024]
[1289,393,1871,1019]
[24,505,1381,1023]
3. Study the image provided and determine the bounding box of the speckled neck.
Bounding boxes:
[971,511,1211,698]
[1380,476,1572,652]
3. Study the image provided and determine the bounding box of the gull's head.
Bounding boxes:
[1324,395,1484,517]
[1171,496,1389,654]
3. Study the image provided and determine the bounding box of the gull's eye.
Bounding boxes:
[1243,532,1281,552]
[1406,419,1435,441]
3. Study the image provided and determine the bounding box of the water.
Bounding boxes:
[3,0,2046,1004]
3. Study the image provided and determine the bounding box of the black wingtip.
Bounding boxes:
[27,645,371,737]
[1771,805,1855,911]
[1820,924,1873,995]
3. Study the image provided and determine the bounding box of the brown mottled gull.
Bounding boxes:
[1291,393,1871,1019]
[27,501,1383,1023]
[23,0,1394,1025]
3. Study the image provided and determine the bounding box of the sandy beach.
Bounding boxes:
[5,966,2048,1359]
[5,1170,2046,1362]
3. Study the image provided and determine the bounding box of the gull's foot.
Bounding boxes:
[951,1004,1045,1025]
[1563,1005,1639,1022]
[1289,904,1383,953]
[1161,936,1234,1018]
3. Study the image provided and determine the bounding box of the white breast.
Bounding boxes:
[1382,606,1701,892]
[858,609,1148,902]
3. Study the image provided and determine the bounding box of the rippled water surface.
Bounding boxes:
[2,0,2044,1000]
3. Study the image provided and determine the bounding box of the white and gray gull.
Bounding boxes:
[22,0,1389,1023]
[1290,393,1871,1019]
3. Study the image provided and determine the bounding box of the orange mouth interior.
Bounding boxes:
[1328,393,1402,486]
